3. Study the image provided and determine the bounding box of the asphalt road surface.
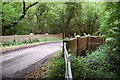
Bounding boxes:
[0,42,63,78]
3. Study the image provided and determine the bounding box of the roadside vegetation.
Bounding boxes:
[44,51,65,79]
[24,38,120,79]
[43,39,119,79]
[1,37,61,47]
[24,51,64,79]
[71,39,119,78]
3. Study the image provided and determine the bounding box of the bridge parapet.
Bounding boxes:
[64,36,105,56]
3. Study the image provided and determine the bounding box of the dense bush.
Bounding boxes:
[71,42,117,79]
[73,39,119,78]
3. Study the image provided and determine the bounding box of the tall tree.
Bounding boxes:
[2,1,39,35]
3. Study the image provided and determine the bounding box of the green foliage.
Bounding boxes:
[2,38,15,46]
[43,37,61,42]
[95,2,120,38]
[70,39,119,79]
[2,2,119,78]
[2,2,119,39]
[45,40,119,79]
[2,2,21,26]
[2,2,102,36]
[2,37,61,47]
[43,37,49,41]
[45,51,65,79]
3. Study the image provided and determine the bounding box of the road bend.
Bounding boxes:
[0,42,63,78]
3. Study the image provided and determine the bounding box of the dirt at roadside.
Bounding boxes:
[24,51,61,79]
[24,58,49,79]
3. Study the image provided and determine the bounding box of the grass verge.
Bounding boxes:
[1,37,62,47]
[24,51,65,79]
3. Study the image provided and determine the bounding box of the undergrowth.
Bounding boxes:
[43,51,65,80]
[2,37,61,47]
[45,39,119,79]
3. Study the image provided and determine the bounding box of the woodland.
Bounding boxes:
[1,2,119,38]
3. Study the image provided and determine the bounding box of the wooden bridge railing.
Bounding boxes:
[64,36,105,56]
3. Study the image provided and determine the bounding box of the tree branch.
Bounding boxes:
[22,0,26,15]
[26,2,39,12]
[20,2,39,20]
[3,1,39,35]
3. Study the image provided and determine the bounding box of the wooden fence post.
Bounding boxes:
[76,37,79,57]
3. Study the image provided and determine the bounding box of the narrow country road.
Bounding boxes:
[0,42,63,78]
